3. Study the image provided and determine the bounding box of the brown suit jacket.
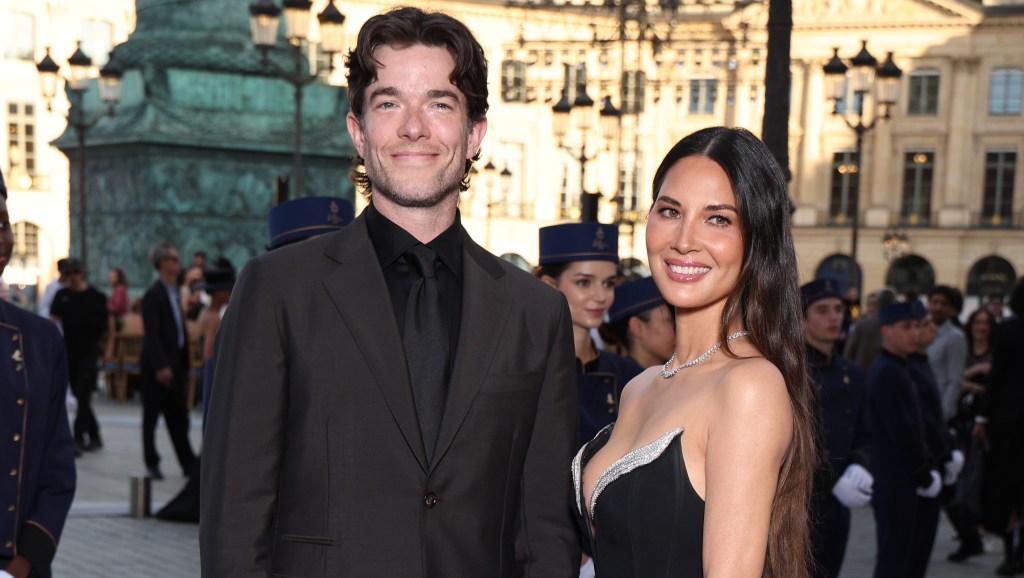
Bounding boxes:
[199,214,580,577]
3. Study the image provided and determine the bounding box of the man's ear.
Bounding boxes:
[346,111,366,158]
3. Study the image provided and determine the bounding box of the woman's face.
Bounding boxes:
[970,312,994,342]
[108,269,118,285]
[546,260,618,330]
[646,156,744,314]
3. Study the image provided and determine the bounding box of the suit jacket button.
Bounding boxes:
[424,493,438,508]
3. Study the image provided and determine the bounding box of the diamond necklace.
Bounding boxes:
[660,330,750,379]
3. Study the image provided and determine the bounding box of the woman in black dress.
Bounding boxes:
[573,127,816,577]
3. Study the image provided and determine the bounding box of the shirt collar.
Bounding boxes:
[365,201,463,280]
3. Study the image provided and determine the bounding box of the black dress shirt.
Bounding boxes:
[365,202,463,371]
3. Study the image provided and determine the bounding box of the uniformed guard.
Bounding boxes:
[866,300,944,578]
[536,222,643,449]
[801,278,872,578]
[606,276,675,369]
[906,310,962,578]
[0,173,77,578]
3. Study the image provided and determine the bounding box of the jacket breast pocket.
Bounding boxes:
[479,371,544,394]
[272,533,337,577]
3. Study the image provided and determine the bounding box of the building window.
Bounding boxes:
[11,222,40,264]
[829,151,859,224]
[7,103,37,188]
[688,79,717,115]
[80,20,113,65]
[0,12,34,61]
[907,70,940,116]
[990,68,1023,116]
[983,150,1016,227]
[501,60,528,103]
[901,151,935,225]
[621,70,645,115]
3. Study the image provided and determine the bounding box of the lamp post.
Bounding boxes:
[36,42,123,267]
[248,0,345,199]
[487,165,512,250]
[551,66,621,220]
[823,41,902,266]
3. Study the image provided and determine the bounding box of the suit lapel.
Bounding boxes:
[433,234,510,467]
[321,216,428,471]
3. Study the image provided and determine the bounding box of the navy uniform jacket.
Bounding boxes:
[807,345,871,492]
[907,353,952,465]
[865,349,934,488]
[0,300,76,577]
[577,350,643,448]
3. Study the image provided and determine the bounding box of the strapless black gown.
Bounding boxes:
[572,424,705,577]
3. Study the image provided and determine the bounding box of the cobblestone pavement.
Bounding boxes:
[52,397,1004,577]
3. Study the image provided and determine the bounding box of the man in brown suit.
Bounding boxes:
[200,7,580,577]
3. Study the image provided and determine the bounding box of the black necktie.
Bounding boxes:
[403,245,449,463]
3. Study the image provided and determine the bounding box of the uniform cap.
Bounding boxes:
[538,222,618,265]
[800,278,842,311]
[878,300,927,325]
[608,276,665,324]
[267,196,355,250]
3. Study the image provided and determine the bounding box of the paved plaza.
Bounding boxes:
[53,396,1005,577]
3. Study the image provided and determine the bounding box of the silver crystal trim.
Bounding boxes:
[586,428,684,520]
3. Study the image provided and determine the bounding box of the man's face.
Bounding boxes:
[160,248,181,278]
[917,315,938,351]
[928,293,952,325]
[882,318,920,358]
[0,196,12,278]
[346,43,487,208]
[805,297,845,344]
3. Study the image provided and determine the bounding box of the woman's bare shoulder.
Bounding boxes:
[713,356,792,425]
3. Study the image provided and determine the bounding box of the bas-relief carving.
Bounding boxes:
[793,0,950,20]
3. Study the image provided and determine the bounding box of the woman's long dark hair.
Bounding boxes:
[651,126,814,578]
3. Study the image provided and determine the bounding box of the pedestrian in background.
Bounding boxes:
[140,241,198,481]
[866,301,944,578]
[946,305,997,563]
[927,285,968,421]
[801,278,873,578]
[974,276,1024,576]
[49,260,109,453]
[0,171,76,578]
[36,258,71,320]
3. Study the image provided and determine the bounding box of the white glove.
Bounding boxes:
[832,467,873,508]
[916,470,942,498]
[841,463,874,493]
[944,450,965,485]
[0,570,15,578]
[579,557,595,578]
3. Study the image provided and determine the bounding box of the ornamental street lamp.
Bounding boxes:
[823,41,902,266]
[248,0,345,199]
[37,42,123,267]
[551,67,621,221]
